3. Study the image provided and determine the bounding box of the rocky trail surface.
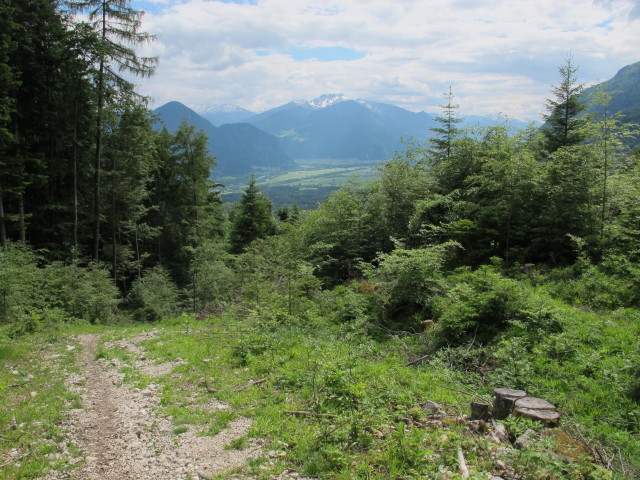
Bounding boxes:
[46,332,260,480]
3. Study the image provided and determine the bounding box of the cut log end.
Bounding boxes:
[493,388,527,399]
[513,407,561,427]
[514,396,556,411]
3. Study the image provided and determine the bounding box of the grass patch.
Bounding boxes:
[261,167,376,187]
[3,287,635,479]
[134,299,635,478]
[224,435,248,450]
[172,426,188,435]
[0,334,81,479]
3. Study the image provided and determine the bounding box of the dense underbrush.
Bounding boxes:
[129,292,639,479]
[2,240,639,478]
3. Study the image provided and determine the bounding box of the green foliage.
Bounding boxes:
[60,263,120,324]
[465,125,544,264]
[0,243,40,322]
[366,242,457,327]
[0,243,119,332]
[229,176,276,254]
[189,239,236,311]
[232,234,321,315]
[373,156,434,248]
[544,263,640,309]
[428,86,464,164]
[434,263,531,343]
[542,56,589,153]
[298,180,385,284]
[128,266,179,321]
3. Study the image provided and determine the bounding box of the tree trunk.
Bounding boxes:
[505,202,513,263]
[93,4,107,261]
[134,223,142,280]
[93,62,103,260]
[13,122,26,245]
[111,154,117,283]
[0,181,7,250]
[72,87,79,258]
[18,192,26,244]
[600,107,609,256]
[493,388,527,419]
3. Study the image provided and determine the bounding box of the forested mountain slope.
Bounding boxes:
[245,94,436,161]
[153,102,294,176]
[583,61,640,147]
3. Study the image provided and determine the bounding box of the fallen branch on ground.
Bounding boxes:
[234,377,267,391]
[457,447,470,478]
[284,410,338,418]
[202,379,219,393]
[406,354,430,366]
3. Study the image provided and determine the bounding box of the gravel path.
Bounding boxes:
[47,333,259,480]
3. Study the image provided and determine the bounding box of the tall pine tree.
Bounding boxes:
[230,176,275,254]
[541,56,589,153]
[428,86,463,164]
[70,0,157,260]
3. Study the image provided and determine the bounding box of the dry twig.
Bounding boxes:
[234,377,267,391]
[283,410,338,418]
[202,379,219,393]
[457,447,470,479]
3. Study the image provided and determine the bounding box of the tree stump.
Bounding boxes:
[492,388,527,419]
[514,396,556,410]
[422,400,442,415]
[470,401,491,420]
[513,397,560,427]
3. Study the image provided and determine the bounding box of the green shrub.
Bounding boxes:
[66,263,120,323]
[189,240,237,310]
[1,244,119,330]
[546,264,639,309]
[366,242,457,329]
[0,244,41,322]
[434,264,530,343]
[129,266,179,321]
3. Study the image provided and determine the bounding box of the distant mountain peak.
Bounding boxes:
[292,93,351,109]
[191,103,252,114]
[309,93,350,109]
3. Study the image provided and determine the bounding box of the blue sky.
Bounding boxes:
[132,0,640,120]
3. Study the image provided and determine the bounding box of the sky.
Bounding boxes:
[131,0,640,121]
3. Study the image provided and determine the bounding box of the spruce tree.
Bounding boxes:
[229,176,275,254]
[0,0,14,248]
[69,0,157,260]
[428,86,463,164]
[542,56,589,153]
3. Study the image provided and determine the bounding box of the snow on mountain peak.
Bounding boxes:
[191,103,248,114]
[309,93,350,109]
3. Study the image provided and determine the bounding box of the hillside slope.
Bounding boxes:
[153,102,294,177]
[583,61,640,147]
[246,94,436,161]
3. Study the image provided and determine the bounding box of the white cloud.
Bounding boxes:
[134,0,640,120]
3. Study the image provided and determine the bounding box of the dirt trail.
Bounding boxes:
[47,333,259,480]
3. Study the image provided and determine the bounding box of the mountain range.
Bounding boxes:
[153,101,294,177]
[246,94,436,161]
[152,94,439,176]
[153,61,640,177]
[196,104,255,126]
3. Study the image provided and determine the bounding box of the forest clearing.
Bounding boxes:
[2,0,640,478]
